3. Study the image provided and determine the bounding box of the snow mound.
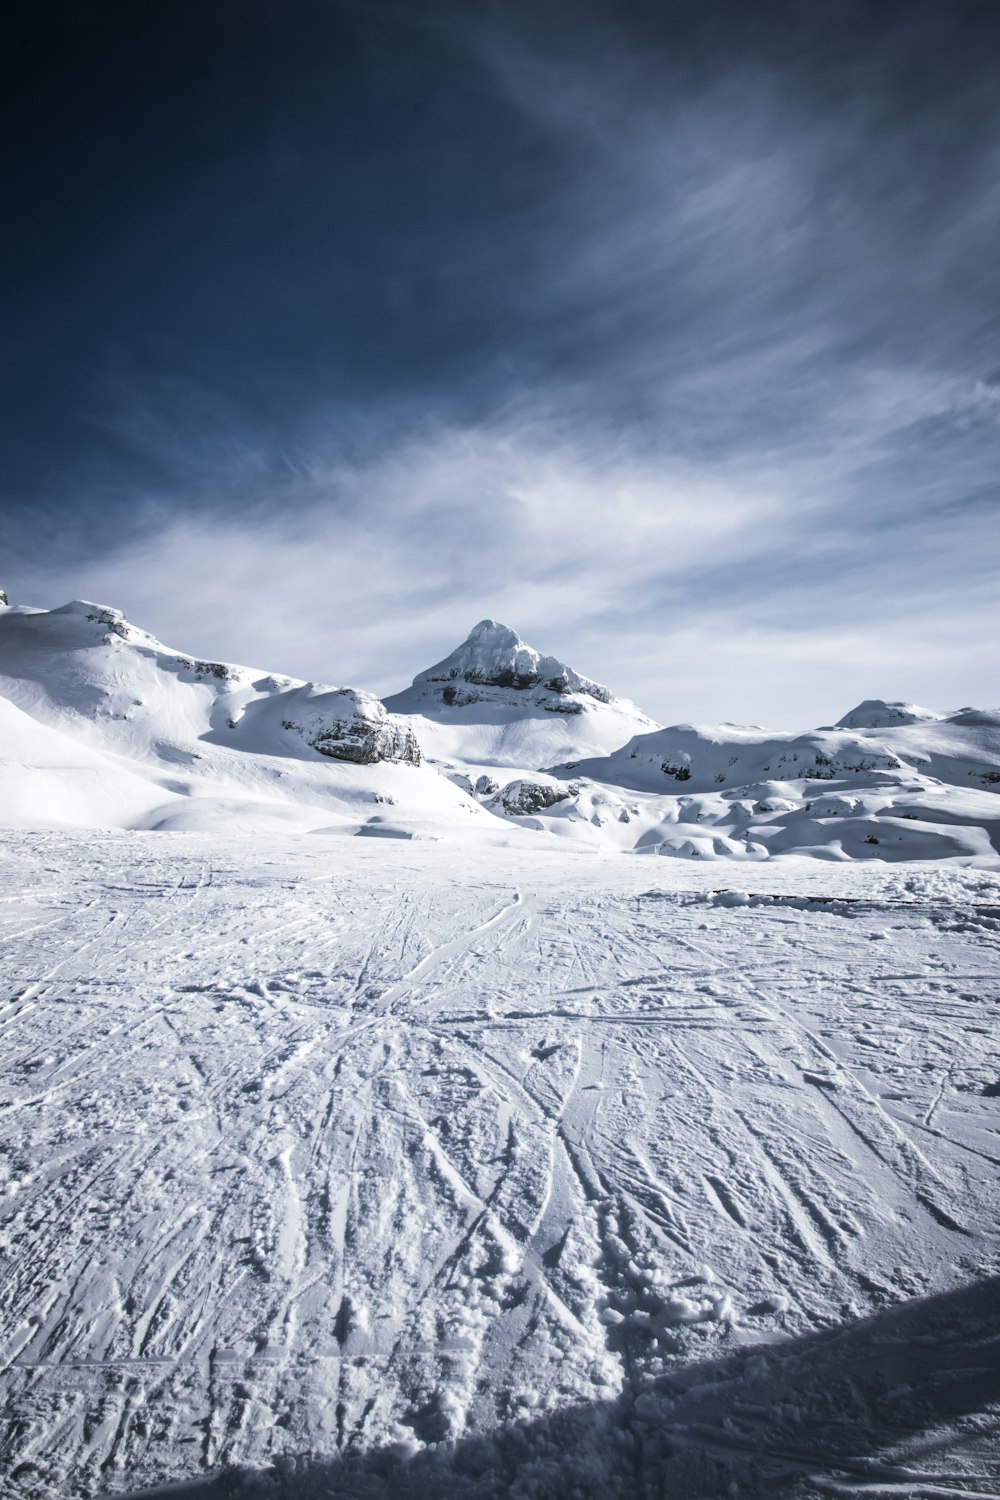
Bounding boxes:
[835,699,944,730]
[0,695,181,829]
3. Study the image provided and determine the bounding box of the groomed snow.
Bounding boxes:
[0,832,998,1498]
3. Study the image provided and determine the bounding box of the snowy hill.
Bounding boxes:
[1,592,997,860]
[831,698,945,730]
[0,596,479,836]
[383,619,659,770]
[533,707,1000,860]
[560,708,1000,796]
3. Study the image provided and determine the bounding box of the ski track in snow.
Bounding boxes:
[0,834,998,1499]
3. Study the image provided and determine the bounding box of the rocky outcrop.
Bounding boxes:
[283,689,421,766]
[490,778,573,816]
[175,657,243,683]
[82,604,134,640]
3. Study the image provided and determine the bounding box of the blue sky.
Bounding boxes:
[2,0,998,724]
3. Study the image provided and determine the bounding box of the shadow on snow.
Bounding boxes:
[114,1276,1000,1500]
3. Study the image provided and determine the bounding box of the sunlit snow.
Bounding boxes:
[0,591,998,1498]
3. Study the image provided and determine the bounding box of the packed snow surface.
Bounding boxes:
[0,833,998,1498]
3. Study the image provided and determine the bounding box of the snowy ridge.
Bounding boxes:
[832,697,945,730]
[534,711,1000,860]
[0,589,998,859]
[0,596,469,836]
[559,712,1000,795]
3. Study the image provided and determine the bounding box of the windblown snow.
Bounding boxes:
[1,590,998,1499]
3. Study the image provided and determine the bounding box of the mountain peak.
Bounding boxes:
[382,620,660,769]
[408,621,615,704]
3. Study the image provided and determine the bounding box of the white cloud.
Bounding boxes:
[11,403,998,727]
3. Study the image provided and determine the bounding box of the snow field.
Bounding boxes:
[0,835,998,1497]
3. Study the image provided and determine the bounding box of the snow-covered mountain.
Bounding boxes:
[384,619,659,770]
[0,597,476,836]
[558,705,1000,796]
[1,591,998,860]
[527,704,1000,860]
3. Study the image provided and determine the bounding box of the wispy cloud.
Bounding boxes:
[11,376,998,725]
[4,1,998,725]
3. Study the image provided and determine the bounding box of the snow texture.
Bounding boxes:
[0,835,997,1498]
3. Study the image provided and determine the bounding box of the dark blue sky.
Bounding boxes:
[2,0,998,721]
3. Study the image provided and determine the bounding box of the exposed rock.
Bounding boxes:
[175,657,242,683]
[490,778,573,816]
[441,767,475,794]
[661,761,692,781]
[283,689,421,766]
[85,605,132,640]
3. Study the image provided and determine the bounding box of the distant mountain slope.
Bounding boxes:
[0,597,480,835]
[384,619,659,769]
[1,592,997,859]
[557,706,1000,796]
[526,702,1000,859]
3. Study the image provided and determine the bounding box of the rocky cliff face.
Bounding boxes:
[282,688,421,766]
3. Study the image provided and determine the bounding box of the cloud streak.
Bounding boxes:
[2,0,998,725]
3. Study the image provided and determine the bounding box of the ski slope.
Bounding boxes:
[1,832,998,1498]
